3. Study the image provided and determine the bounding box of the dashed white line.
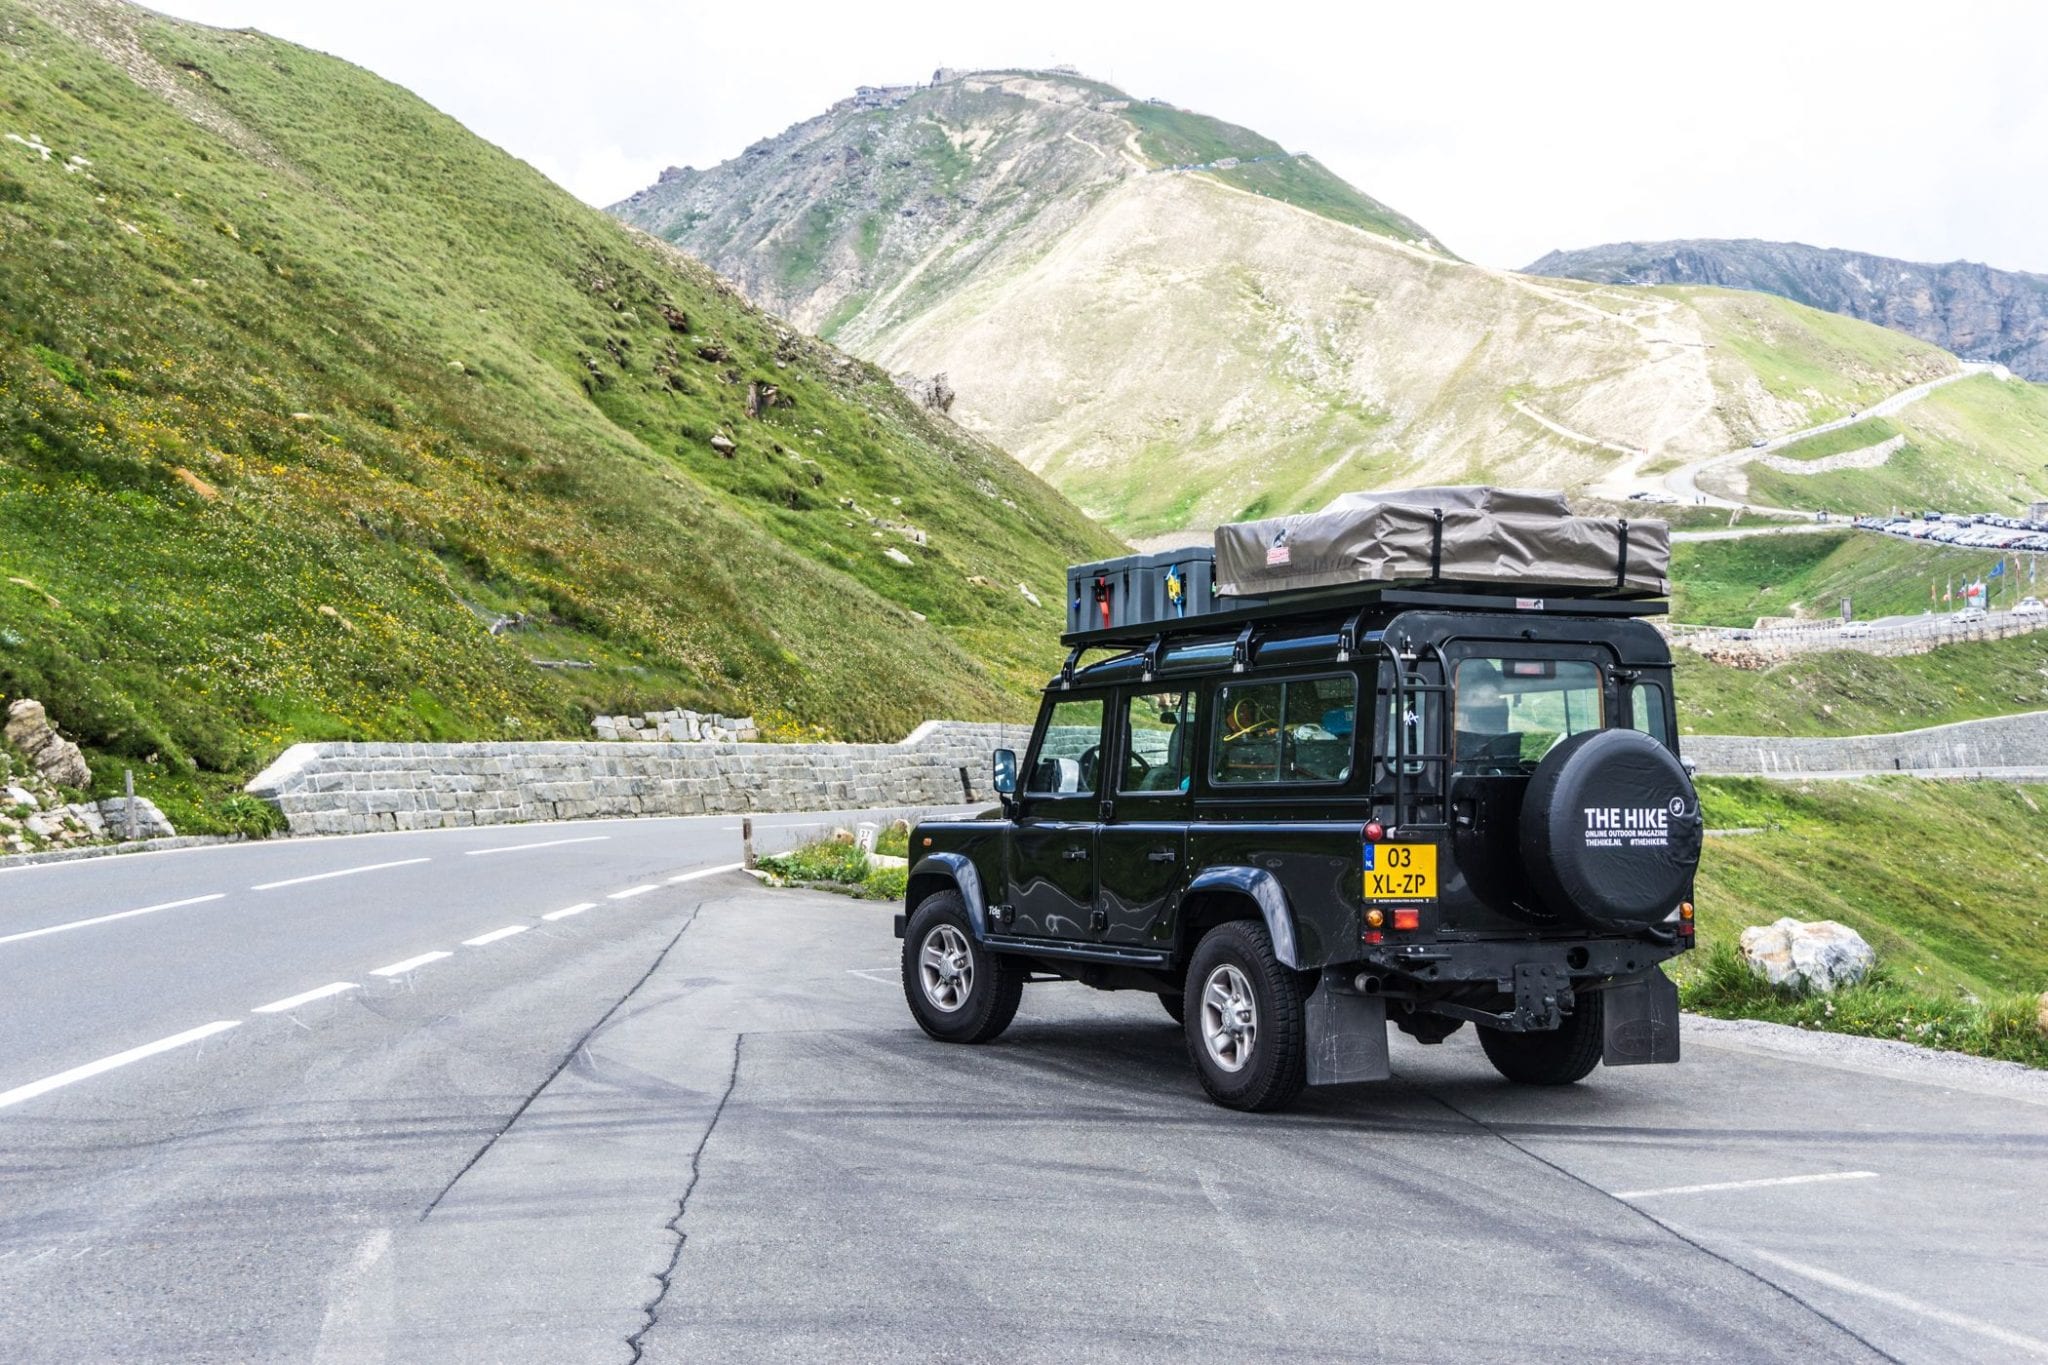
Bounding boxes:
[369,950,452,977]
[251,982,358,1014]
[1744,1246,2048,1357]
[0,1020,240,1111]
[462,925,528,947]
[0,893,226,947]
[251,858,430,891]
[1615,1171,1879,1199]
[668,862,744,883]
[541,902,597,921]
[608,884,658,900]
[463,836,611,856]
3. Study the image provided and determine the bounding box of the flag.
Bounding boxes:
[1945,580,1953,603]
[1991,559,2007,579]
[1931,578,1938,602]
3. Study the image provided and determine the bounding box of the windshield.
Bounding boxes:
[1454,658,1603,773]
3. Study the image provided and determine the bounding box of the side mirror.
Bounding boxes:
[992,748,1018,796]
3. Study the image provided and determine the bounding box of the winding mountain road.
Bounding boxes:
[1662,362,2003,516]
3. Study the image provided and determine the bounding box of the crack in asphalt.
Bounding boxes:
[1407,1078,1903,1364]
[625,1031,744,1363]
[417,900,710,1222]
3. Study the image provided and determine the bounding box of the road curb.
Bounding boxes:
[1684,1013,2048,1104]
[0,833,248,872]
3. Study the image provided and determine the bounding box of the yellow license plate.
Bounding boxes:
[1364,843,1437,900]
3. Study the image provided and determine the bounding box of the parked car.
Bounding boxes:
[901,503,1697,1111]
[1956,607,1988,623]
[2015,597,2046,616]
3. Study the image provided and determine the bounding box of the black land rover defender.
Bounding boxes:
[896,540,1700,1112]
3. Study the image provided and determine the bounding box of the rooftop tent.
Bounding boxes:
[1213,486,1669,598]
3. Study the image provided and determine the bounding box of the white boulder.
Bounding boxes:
[1739,917,1876,993]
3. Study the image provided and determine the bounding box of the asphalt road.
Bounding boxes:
[4,823,2046,1362]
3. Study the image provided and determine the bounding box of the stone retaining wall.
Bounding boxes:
[244,708,2048,837]
[1668,610,2048,666]
[246,721,1030,837]
[1684,710,2048,776]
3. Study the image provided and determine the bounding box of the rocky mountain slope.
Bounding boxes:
[1525,239,2048,383]
[617,71,2000,538]
[614,69,1447,350]
[0,2,1119,801]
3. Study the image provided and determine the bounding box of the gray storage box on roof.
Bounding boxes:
[1066,548,1242,636]
[1214,486,1669,598]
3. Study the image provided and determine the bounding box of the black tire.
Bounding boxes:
[902,891,1023,1044]
[1477,992,1604,1085]
[1182,921,1307,1112]
[1158,991,1184,1025]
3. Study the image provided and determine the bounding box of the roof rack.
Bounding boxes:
[1058,582,1667,651]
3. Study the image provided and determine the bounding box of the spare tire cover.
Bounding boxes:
[1518,728,1702,931]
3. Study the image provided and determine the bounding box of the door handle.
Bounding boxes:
[1063,847,1090,861]
[1146,849,1178,863]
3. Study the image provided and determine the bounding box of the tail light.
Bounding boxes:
[1392,907,1421,932]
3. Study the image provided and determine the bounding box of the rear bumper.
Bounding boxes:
[1357,932,1688,987]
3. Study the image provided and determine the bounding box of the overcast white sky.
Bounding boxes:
[153,0,2048,272]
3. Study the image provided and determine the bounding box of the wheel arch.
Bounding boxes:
[1178,867,1303,970]
[907,852,990,940]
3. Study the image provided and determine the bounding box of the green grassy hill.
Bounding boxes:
[0,2,1119,824]
[1685,778,2048,1066]
[1738,373,2048,515]
[1671,529,2023,626]
[1677,633,2048,736]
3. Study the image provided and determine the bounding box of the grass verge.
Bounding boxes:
[1680,941,2046,1068]
[758,838,906,900]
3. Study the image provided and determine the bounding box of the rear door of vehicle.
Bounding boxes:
[1009,693,1106,940]
[1097,685,1197,946]
[1442,641,1615,927]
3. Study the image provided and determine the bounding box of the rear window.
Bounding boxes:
[1454,658,1602,773]
[1212,675,1356,786]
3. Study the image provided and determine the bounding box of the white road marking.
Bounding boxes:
[1615,1171,1879,1199]
[846,968,897,985]
[251,858,429,891]
[252,982,358,1014]
[0,893,226,947]
[1745,1246,2048,1357]
[462,925,528,947]
[369,950,451,977]
[0,1020,240,1110]
[668,862,744,883]
[607,884,658,900]
[462,836,610,856]
[541,902,597,921]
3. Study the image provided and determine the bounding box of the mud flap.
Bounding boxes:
[1602,966,1681,1066]
[1305,974,1391,1086]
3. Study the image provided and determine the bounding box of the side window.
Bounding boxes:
[1212,675,1357,786]
[1628,679,1671,746]
[1120,689,1197,793]
[1027,697,1105,795]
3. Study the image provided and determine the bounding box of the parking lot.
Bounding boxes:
[6,851,2046,1362]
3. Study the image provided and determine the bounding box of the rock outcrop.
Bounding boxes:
[1526,238,2048,382]
[1739,917,1877,993]
[894,371,955,414]
[4,698,91,789]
